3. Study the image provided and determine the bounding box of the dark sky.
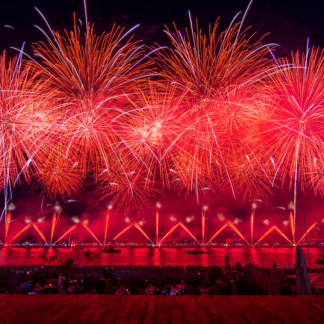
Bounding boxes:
[1,0,324,56]
[1,0,324,244]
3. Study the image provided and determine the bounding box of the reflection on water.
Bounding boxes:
[0,247,323,267]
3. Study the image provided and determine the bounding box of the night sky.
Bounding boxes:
[1,0,324,244]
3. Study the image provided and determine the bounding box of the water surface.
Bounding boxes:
[1,246,323,267]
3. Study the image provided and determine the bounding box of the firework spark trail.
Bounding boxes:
[10,223,32,243]
[250,212,254,247]
[159,223,181,244]
[133,222,153,243]
[104,210,110,245]
[297,222,318,245]
[201,212,205,245]
[275,226,294,245]
[32,222,47,243]
[81,223,101,244]
[226,220,250,245]
[254,226,276,246]
[179,222,201,245]
[5,212,11,245]
[50,212,56,247]
[206,224,228,245]
[2,5,324,244]
[113,224,134,240]
[255,226,293,246]
[54,225,76,245]
[289,211,294,243]
[49,207,62,247]
[156,211,159,245]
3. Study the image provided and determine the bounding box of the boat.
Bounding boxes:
[185,250,210,254]
[102,245,121,253]
[315,254,324,265]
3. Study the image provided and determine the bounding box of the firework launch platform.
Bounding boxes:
[0,295,323,323]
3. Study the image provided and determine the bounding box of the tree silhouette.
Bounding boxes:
[39,254,58,274]
[81,248,98,266]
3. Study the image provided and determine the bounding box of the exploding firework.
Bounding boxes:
[185,216,194,223]
[283,220,289,227]
[72,216,80,224]
[2,3,324,247]
[170,215,177,223]
[24,216,32,224]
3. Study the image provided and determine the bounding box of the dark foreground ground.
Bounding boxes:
[0,295,323,323]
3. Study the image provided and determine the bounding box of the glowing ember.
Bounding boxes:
[233,218,242,225]
[138,220,145,226]
[282,220,289,227]
[288,202,295,211]
[24,216,32,224]
[37,217,46,223]
[263,219,270,225]
[170,216,177,222]
[217,214,225,221]
[72,216,80,224]
[54,204,61,213]
[8,203,15,211]
[186,216,194,223]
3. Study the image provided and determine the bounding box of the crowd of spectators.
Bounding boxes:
[0,262,323,295]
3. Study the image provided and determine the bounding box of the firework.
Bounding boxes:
[206,224,228,245]
[297,222,318,245]
[179,223,201,245]
[257,48,324,243]
[10,223,32,243]
[2,3,324,247]
[113,224,134,240]
[104,209,110,245]
[201,212,205,244]
[54,225,76,245]
[81,223,101,244]
[250,212,254,246]
[255,226,293,246]
[32,223,47,244]
[159,223,180,245]
[156,210,159,245]
[133,222,153,243]
[226,220,250,245]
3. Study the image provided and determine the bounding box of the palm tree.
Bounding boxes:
[59,257,74,269]
[81,248,98,266]
[40,254,58,274]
